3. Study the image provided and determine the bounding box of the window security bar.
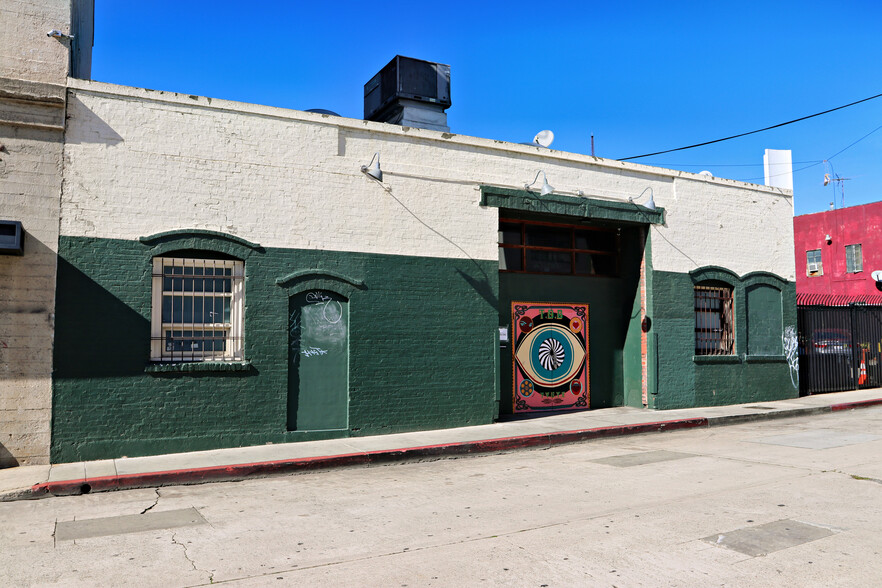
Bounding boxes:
[695,285,734,356]
[151,257,245,362]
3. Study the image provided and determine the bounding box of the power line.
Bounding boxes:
[734,123,882,183]
[640,160,822,168]
[736,161,824,184]
[826,123,882,161]
[619,91,882,161]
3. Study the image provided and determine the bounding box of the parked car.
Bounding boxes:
[811,329,852,355]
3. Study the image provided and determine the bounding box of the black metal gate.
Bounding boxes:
[798,304,882,395]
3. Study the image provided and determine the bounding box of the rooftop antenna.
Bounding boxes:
[590,133,595,157]
[823,160,851,208]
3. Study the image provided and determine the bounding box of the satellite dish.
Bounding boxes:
[872,270,882,282]
[698,170,713,177]
[306,108,341,116]
[533,130,554,148]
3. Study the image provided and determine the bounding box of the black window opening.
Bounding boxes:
[694,284,735,356]
[498,219,620,277]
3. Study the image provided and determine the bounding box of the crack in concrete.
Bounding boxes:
[172,532,214,584]
[849,474,882,485]
[828,469,882,486]
[140,488,160,514]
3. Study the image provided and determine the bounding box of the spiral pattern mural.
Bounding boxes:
[512,302,589,414]
[538,337,565,371]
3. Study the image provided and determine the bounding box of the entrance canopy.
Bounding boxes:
[480,186,666,225]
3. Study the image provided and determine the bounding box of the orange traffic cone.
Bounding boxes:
[858,349,868,386]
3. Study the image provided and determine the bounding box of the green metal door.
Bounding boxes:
[287,290,349,431]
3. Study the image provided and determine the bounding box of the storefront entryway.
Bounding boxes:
[497,213,647,414]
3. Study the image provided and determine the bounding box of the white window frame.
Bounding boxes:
[846,244,863,274]
[806,249,823,276]
[151,257,245,362]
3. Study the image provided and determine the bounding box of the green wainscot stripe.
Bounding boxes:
[52,236,499,462]
[650,269,798,409]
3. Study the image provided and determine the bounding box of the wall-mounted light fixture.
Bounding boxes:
[47,29,74,39]
[825,234,832,244]
[524,171,554,196]
[360,153,382,182]
[629,187,657,211]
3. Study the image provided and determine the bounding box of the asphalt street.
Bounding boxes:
[2,406,882,587]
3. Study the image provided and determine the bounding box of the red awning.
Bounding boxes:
[797,292,882,306]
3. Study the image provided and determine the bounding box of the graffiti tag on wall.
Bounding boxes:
[290,291,347,360]
[783,325,799,389]
[306,291,343,325]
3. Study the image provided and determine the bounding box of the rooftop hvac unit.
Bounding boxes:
[364,56,451,121]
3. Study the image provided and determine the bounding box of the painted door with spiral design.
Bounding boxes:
[512,302,589,413]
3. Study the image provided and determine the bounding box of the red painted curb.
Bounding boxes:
[830,398,882,412]
[29,417,709,497]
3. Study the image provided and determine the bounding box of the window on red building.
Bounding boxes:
[806,249,823,276]
[846,244,862,273]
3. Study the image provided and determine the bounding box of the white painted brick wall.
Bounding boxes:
[657,177,795,279]
[63,80,795,282]
[0,125,63,466]
[0,0,71,85]
[0,0,69,466]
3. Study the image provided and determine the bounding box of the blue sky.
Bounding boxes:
[92,1,882,215]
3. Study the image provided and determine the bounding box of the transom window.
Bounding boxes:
[498,219,619,276]
[806,249,823,276]
[151,257,245,362]
[695,284,734,356]
[846,244,862,273]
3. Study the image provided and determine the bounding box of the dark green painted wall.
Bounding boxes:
[650,269,798,409]
[52,236,499,462]
[51,231,799,462]
[498,225,646,412]
[747,284,783,356]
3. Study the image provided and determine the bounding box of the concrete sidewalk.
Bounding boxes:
[3,388,882,502]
